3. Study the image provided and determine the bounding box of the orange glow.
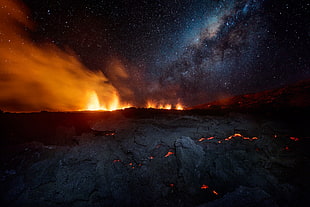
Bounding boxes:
[201,184,209,189]
[0,0,130,112]
[225,134,259,141]
[176,103,184,110]
[164,104,172,110]
[0,0,187,112]
[225,133,242,141]
[164,151,174,157]
[86,91,101,110]
[149,156,155,160]
[212,190,219,195]
[198,137,215,142]
[85,90,131,111]
[147,100,156,109]
[146,100,184,110]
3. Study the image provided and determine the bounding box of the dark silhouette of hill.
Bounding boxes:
[192,79,310,113]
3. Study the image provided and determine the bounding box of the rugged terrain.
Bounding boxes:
[1,80,310,207]
[0,108,309,207]
[192,79,310,112]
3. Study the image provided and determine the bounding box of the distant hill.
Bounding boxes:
[191,79,310,112]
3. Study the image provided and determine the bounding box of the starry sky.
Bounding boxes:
[14,0,310,106]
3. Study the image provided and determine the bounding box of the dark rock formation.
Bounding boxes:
[192,79,310,113]
[0,110,309,206]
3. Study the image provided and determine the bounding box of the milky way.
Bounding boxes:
[16,0,310,106]
[150,0,271,105]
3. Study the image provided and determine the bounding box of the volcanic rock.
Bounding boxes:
[0,108,309,206]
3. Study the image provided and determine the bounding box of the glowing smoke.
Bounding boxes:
[0,0,119,112]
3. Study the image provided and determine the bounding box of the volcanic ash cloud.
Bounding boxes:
[0,0,120,112]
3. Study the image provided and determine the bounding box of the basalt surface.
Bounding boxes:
[0,109,309,207]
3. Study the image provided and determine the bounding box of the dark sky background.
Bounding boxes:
[21,0,310,106]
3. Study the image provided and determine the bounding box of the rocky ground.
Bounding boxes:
[0,109,309,207]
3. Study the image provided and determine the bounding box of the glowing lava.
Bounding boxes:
[86,91,101,110]
[212,190,219,195]
[164,151,174,157]
[201,184,209,189]
[85,91,131,111]
[147,100,184,110]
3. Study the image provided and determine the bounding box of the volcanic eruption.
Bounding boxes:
[0,0,128,112]
[0,0,309,207]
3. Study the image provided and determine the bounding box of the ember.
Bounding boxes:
[225,133,259,141]
[198,137,215,142]
[212,190,219,195]
[164,151,174,157]
[225,133,243,140]
[201,184,209,189]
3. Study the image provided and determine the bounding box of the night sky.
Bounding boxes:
[5,0,310,106]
